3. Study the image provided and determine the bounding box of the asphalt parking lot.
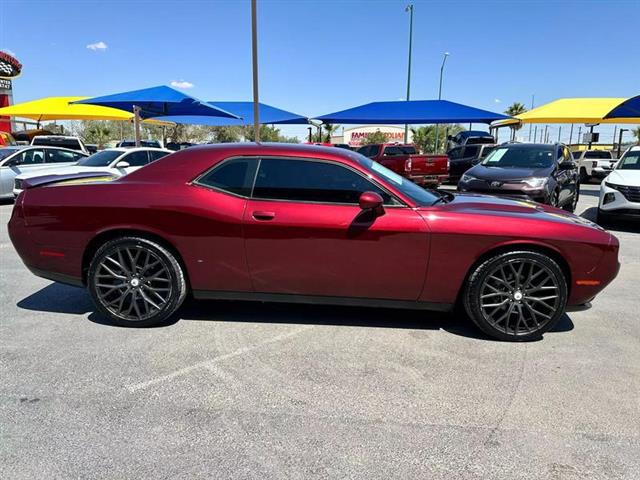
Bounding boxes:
[1,183,638,479]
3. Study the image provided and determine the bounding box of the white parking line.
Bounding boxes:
[126,324,314,393]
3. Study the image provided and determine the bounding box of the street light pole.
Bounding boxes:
[434,52,449,153]
[404,4,413,144]
[251,0,260,143]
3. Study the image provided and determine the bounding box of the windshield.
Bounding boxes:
[355,155,439,206]
[77,150,122,167]
[0,148,20,161]
[481,146,554,169]
[617,150,640,170]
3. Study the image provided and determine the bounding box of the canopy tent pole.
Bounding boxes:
[133,105,142,147]
[577,126,582,146]
[251,0,260,143]
[569,124,574,145]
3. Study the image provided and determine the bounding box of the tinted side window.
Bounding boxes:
[357,146,371,157]
[20,149,46,165]
[197,158,258,197]
[46,149,80,163]
[448,147,463,160]
[123,151,150,167]
[253,158,394,205]
[149,151,169,162]
[383,146,402,156]
[369,145,380,157]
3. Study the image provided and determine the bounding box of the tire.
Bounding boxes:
[88,236,187,327]
[463,250,568,341]
[579,168,589,183]
[596,208,612,227]
[563,183,580,213]
[550,190,560,208]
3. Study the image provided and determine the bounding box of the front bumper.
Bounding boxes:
[599,182,640,215]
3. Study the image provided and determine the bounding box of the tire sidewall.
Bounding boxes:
[88,237,186,327]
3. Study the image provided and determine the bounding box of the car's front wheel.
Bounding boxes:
[563,183,580,213]
[463,250,568,341]
[88,236,187,327]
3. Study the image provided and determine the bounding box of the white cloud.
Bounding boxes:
[1,49,17,57]
[494,98,502,103]
[170,80,194,89]
[86,41,108,51]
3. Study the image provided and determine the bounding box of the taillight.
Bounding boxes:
[405,158,412,172]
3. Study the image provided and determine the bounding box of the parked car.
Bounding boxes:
[116,139,163,148]
[597,146,640,223]
[458,143,580,212]
[9,143,619,341]
[13,147,171,196]
[0,146,87,199]
[31,135,88,154]
[357,143,448,186]
[447,144,496,183]
[0,131,17,147]
[447,130,495,150]
[572,149,617,182]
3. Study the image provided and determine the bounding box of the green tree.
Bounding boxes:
[504,102,527,132]
[410,124,464,153]
[85,123,112,148]
[632,126,640,144]
[242,125,299,143]
[361,130,388,145]
[322,124,340,143]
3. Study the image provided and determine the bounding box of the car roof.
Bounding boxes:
[458,130,492,137]
[32,135,81,140]
[497,143,558,149]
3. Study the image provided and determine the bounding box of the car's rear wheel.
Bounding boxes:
[88,236,187,327]
[463,251,568,341]
[563,183,580,212]
[550,190,560,207]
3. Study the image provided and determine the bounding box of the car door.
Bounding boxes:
[243,157,430,300]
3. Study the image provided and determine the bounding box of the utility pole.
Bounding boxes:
[404,4,413,144]
[251,0,260,143]
[569,124,574,146]
[617,129,627,158]
[557,126,562,143]
[577,126,582,147]
[534,125,537,143]
[528,94,534,142]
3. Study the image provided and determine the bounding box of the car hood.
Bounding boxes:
[16,165,118,180]
[605,169,640,186]
[422,192,603,230]
[467,164,551,181]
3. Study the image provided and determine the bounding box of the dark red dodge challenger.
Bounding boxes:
[9,144,620,341]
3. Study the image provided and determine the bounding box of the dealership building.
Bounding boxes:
[331,125,413,147]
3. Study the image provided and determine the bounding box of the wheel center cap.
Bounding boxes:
[513,291,523,301]
[130,278,140,288]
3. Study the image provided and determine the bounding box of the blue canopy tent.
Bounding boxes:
[72,86,240,146]
[315,100,511,124]
[157,101,309,126]
[604,95,640,119]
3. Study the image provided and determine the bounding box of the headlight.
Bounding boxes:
[522,177,548,189]
[460,173,476,183]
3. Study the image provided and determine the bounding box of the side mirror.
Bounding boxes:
[359,191,384,214]
[116,161,130,168]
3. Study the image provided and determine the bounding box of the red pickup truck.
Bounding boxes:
[356,143,449,186]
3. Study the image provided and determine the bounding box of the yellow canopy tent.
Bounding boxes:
[494,98,640,126]
[0,96,169,124]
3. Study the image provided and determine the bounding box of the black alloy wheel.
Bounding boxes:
[550,190,560,208]
[464,251,568,341]
[88,236,187,327]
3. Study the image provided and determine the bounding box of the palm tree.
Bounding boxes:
[322,124,340,143]
[505,102,527,134]
[632,126,640,144]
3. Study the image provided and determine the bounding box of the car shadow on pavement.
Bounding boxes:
[17,282,574,342]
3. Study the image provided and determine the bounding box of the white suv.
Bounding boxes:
[597,146,640,223]
[31,135,89,154]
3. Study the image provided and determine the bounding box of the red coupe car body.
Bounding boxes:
[9,144,619,313]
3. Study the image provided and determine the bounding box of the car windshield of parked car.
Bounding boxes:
[355,154,439,206]
[481,146,554,169]
[0,148,20,161]
[77,150,123,167]
[617,151,640,170]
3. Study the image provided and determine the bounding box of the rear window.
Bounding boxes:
[384,145,417,156]
[196,158,258,197]
[584,151,612,159]
[32,137,83,151]
[466,137,494,145]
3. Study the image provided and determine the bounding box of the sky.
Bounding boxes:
[1,0,639,143]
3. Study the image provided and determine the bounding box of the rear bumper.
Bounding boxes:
[409,174,448,185]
